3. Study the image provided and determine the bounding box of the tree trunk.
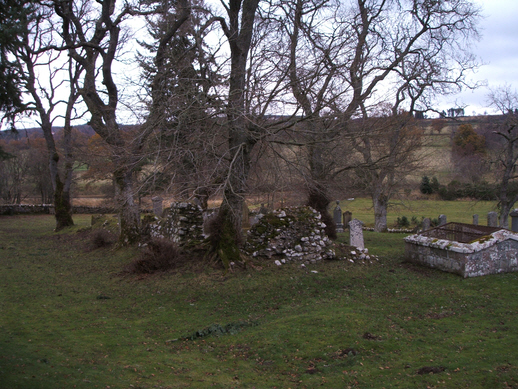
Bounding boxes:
[53,172,74,231]
[114,165,140,245]
[499,201,511,228]
[213,0,260,263]
[42,119,74,231]
[307,183,336,240]
[373,192,388,232]
[307,142,336,239]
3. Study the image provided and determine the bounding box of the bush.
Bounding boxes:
[430,177,440,193]
[126,239,186,274]
[437,180,497,201]
[420,176,433,194]
[396,216,410,228]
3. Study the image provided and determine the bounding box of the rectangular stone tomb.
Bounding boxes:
[404,222,518,278]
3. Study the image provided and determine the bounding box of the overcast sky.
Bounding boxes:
[444,0,518,115]
[12,0,518,130]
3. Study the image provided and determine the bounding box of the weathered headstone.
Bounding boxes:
[422,217,431,231]
[333,201,343,233]
[510,209,518,232]
[152,196,163,217]
[487,211,498,227]
[259,204,268,215]
[473,214,479,225]
[343,211,352,229]
[242,203,250,228]
[438,214,447,226]
[349,218,365,250]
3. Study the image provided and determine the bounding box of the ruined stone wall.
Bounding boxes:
[244,206,335,263]
[148,202,204,246]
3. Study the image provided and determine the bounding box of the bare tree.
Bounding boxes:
[137,0,226,208]
[239,0,473,234]
[192,0,262,265]
[346,108,425,231]
[3,3,83,230]
[54,0,191,243]
[486,85,518,228]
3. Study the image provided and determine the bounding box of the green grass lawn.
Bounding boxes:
[1,210,517,388]
[338,198,499,228]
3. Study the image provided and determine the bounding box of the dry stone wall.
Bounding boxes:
[0,204,118,215]
[147,202,204,246]
[244,206,335,263]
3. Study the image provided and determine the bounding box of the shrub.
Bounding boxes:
[420,176,433,195]
[437,180,497,201]
[126,238,185,274]
[430,177,440,193]
[396,216,410,228]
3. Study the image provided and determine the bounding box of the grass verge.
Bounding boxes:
[1,213,517,388]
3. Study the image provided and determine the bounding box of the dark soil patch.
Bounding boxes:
[337,348,359,357]
[362,332,381,340]
[416,366,446,375]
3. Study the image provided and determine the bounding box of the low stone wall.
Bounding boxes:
[244,206,335,263]
[0,204,153,215]
[147,202,204,246]
[405,229,518,277]
[0,204,54,215]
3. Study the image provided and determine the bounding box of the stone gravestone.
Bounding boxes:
[422,217,431,231]
[349,218,364,250]
[510,209,518,232]
[487,211,498,227]
[152,196,163,217]
[242,203,250,228]
[438,214,447,226]
[473,214,479,225]
[333,201,343,233]
[259,204,268,215]
[343,211,352,230]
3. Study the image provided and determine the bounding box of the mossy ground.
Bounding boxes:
[1,204,517,388]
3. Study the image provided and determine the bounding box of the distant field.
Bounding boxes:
[338,198,499,228]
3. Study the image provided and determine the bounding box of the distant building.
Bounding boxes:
[447,107,465,118]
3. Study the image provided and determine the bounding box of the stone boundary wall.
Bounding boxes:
[0,205,156,215]
[0,204,55,215]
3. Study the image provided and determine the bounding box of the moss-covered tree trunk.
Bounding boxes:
[212,0,260,264]
[372,192,388,232]
[114,164,141,245]
[43,122,74,232]
[53,167,74,231]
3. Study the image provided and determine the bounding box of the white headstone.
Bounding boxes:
[349,218,365,249]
